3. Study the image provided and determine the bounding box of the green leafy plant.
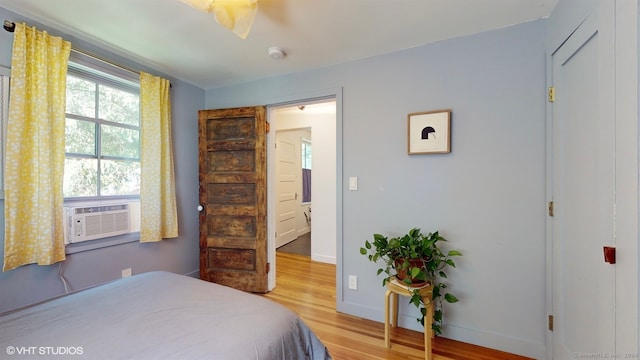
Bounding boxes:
[360,227,462,335]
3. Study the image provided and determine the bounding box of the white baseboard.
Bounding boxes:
[439,322,544,359]
[311,253,336,264]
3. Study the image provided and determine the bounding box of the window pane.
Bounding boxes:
[64,66,141,200]
[65,118,96,155]
[64,158,98,197]
[99,85,139,126]
[101,124,139,158]
[302,141,312,169]
[66,75,96,117]
[100,159,140,196]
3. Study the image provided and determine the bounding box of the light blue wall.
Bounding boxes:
[205,20,548,358]
[0,7,203,312]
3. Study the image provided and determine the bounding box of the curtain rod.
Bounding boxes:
[3,20,14,32]
[4,20,139,76]
[2,19,171,86]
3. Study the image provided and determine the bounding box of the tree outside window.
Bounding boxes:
[64,71,140,199]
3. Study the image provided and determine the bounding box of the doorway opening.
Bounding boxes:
[267,99,337,288]
[275,127,312,256]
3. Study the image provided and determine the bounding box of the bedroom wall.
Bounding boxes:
[0,7,203,313]
[204,20,547,358]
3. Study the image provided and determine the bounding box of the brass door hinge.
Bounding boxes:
[548,315,554,331]
[548,201,554,217]
[266,121,270,133]
[266,262,270,273]
[548,86,555,102]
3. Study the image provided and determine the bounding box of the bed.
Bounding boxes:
[0,271,332,359]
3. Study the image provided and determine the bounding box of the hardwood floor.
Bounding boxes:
[263,252,534,360]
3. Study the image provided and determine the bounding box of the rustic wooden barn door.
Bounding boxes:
[198,106,268,293]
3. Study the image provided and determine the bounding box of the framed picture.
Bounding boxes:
[407,109,451,154]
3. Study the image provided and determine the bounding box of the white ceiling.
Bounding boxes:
[0,0,558,90]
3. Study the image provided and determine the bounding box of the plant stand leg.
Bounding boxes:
[392,292,399,327]
[422,296,434,360]
[384,288,393,348]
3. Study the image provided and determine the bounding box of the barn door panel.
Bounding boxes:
[198,106,268,293]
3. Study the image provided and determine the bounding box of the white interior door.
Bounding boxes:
[550,2,615,358]
[275,134,298,247]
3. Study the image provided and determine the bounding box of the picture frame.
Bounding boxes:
[407,109,451,154]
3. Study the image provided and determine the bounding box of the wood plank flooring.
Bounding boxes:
[263,252,534,360]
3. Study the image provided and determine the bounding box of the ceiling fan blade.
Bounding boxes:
[181,0,258,39]
[213,0,258,39]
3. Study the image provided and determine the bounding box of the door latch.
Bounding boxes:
[603,246,616,264]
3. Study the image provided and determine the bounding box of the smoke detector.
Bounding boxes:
[267,46,286,60]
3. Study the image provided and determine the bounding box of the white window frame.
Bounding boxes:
[64,52,141,202]
[62,53,142,252]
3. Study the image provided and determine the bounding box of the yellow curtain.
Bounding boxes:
[139,72,178,242]
[3,23,71,271]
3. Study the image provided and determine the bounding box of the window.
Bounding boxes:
[301,139,312,170]
[62,57,142,251]
[301,139,311,203]
[64,63,140,199]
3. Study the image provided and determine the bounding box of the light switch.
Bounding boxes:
[349,177,358,191]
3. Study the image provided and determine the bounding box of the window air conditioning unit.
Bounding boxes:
[64,203,130,244]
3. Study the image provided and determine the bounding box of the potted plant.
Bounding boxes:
[360,227,462,335]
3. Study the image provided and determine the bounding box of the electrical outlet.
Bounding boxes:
[348,275,357,290]
[121,268,132,278]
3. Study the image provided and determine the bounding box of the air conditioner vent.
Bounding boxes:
[64,203,130,244]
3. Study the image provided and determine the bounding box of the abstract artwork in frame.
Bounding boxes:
[407,109,451,154]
